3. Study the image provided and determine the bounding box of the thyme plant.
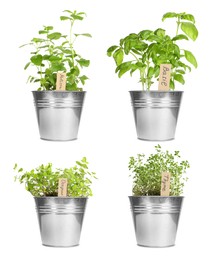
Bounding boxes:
[107,12,198,90]
[20,10,91,91]
[14,157,96,197]
[128,145,190,196]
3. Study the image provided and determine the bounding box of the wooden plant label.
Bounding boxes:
[161,172,171,196]
[58,178,68,197]
[158,64,171,91]
[56,72,66,91]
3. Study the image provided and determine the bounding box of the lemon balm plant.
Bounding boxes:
[21,10,91,91]
[128,145,190,247]
[20,10,92,141]
[107,12,198,141]
[14,158,96,247]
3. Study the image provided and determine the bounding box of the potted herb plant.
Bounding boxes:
[128,145,190,247]
[107,12,198,141]
[14,157,96,247]
[21,10,91,141]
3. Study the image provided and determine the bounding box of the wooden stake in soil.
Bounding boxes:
[161,172,171,196]
[58,178,68,197]
[56,71,66,91]
[158,64,171,91]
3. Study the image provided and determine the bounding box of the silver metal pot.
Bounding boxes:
[129,91,183,141]
[129,196,184,247]
[34,197,87,247]
[32,91,86,141]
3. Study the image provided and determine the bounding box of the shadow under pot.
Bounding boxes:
[129,91,183,141]
[34,197,87,247]
[129,196,184,247]
[32,91,86,141]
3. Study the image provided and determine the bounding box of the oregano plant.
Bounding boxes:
[128,145,190,196]
[14,157,96,197]
[107,12,198,90]
[20,10,91,91]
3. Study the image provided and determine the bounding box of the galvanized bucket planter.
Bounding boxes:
[34,197,87,247]
[32,91,86,141]
[129,196,184,247]
[129,91,183,141]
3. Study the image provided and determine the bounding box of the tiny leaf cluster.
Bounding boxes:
[21,10,91,91]
[14,157,96,197]
[107,12,198,90]
[128,145,190,196]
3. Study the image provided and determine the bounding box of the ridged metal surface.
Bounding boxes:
[32,91,86,141]
[129,196,183,247]
[129,91,183,141]
[34,197,87,247]
[33,91,85,108]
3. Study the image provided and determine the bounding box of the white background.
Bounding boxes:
[0,0,218,259]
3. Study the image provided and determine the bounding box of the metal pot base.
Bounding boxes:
[137,243,175,248]
[137,137,174,142]
[40,137,77,142]
[42,243,79,248]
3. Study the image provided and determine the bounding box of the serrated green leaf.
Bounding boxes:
[181,22,198,41]
[77,58,90,67]
[184,50,198,68]
[30,55,43,66]
[79,75,89,85]
[138,30,153,40]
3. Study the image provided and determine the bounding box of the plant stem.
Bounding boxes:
[176,16,180,36]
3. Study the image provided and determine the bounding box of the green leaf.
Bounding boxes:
[49,56,61,62]
[138,30,153,40]
[162,12,177,21]
[184,50,198,68]
[147,67,154,78]
[77,58,90,67]
[50,62,65,72]
[47,32,62,40]
[60,16,70,21]
[45,26,53,31]
[181,14,195,23]
[154,28,165,37]
[115,61,132,77]
[39,30,47,34]
[107,45,119,57]
[169,79,175,90]
[174,74,185,84]
[113,48,124,66]
[79,75,89,85]
[75,33,92,38]
[71,14,84,20]
[181,22,198,41]
[24,62,31,70]
[30,55,43,66]
[172,34,189,41]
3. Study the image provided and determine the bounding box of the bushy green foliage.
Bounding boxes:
[20,10,91,91]
[107,12,198,90]
[14,157,96,197]
[128,145,190,196]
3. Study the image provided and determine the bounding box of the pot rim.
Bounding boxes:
[128,195,184,198]
[129,90,183,93]
[32,90,86,93]
[34,196,88,199]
